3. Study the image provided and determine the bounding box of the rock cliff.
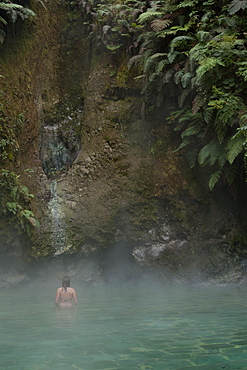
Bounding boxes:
[0,0,246,287]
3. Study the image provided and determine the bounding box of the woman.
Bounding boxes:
[55,276,78,307]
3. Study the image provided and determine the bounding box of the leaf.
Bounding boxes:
[209,170,222,190]
[178,88,191,108]
[138,11,164,24]
[167,50,181,63]
[186,147,199,168]
[151,19,172,32]
[181,124,201,138]
[155,59,169,73]
[198,139,222,166]
[196,30,210,43]
[228,0,247,14]
[106,43,124,51]
[28,217,37,227]
[226,135,245,164]
[169,35,194,51]
[181,72,194,88]
[196,58,225,79]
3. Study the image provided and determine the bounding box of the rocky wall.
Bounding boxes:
[0,0,246,287]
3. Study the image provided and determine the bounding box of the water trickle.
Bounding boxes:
[48,179,72,255]
[40,124,76,177]
[39,107,82,253]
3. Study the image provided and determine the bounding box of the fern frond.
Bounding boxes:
[196,30,210,43]
[192,95,203,114]
[237,61,247,81]
[167,50,181,63]
[181,72,194,88]
[228,0,247,15]
[150,52,167,59]
[177,0,196,8]
[186,147,199,168]
[173,138,190,152]
[138,11,164,24]
[181,124,201,138]
[209,170,222,190]
[198,139,222,166]
[127,54,142,69]
[174,70,184,85]
[223,163,238,185]
[203,107,214,124]
[226,135,245,164]
[0,3,23,11]
[151,19,172,32]
[163,68,175,83]
[169,35,194,51]
[196,58,225,79]
[149,72,158,81]
[155,58,169,73]
[178,87,191,108]
[143,55,156,73]
[218,152,227,168]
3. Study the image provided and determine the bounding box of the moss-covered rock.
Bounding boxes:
[0,0,246,286]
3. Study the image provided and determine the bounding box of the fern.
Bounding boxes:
[138,11,164,24]
[155,58,169,73]
[163,68,175,83]
[181,123,201,138]
[151,19,172,32]
[174,70,184,85]
[127,54,142,69]
[181,72,194,88]
[196,31,210,43]
[226,135,245,164]
[209,170,222,190]
[223,164,239,185]
[167,50,181,63]
[186,147,199,168]
[196,58,225,79]
[237,61,247,81]
[169,35,194,51]
[228,0,247,15]
[177,0,197,9]
[198,139,222,166]
[178,87,191,108]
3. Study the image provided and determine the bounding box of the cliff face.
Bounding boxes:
[0,0,246,287]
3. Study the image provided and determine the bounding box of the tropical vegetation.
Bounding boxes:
[0,0,35,43]
[70,0,247,191]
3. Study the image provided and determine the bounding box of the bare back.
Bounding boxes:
[55,287,78,306]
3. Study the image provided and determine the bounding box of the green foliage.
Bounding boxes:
[71,0,247,191]
[0,0,36,43]
[228,0,247,15]
[0,169,39,235]
[0,92,25,163]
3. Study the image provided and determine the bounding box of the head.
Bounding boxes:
[62,276,70,289]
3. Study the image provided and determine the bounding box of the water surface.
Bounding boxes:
[1,283,247,369]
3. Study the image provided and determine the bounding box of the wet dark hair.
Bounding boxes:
[62,276,70,290]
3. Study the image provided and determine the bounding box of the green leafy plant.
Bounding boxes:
[0,0,36,43]
[70,0,247,191]
[0,169,39,235]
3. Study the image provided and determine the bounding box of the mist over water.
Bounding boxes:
[1,280,247,369]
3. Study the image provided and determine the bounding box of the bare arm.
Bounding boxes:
[55,288,61,305]
[73,289,78,304]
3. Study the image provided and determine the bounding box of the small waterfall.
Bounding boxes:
[40,124,73,177]
[48,180,72,255]
[40,117,81,255]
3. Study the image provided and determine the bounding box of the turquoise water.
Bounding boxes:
[1,283,247,369]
